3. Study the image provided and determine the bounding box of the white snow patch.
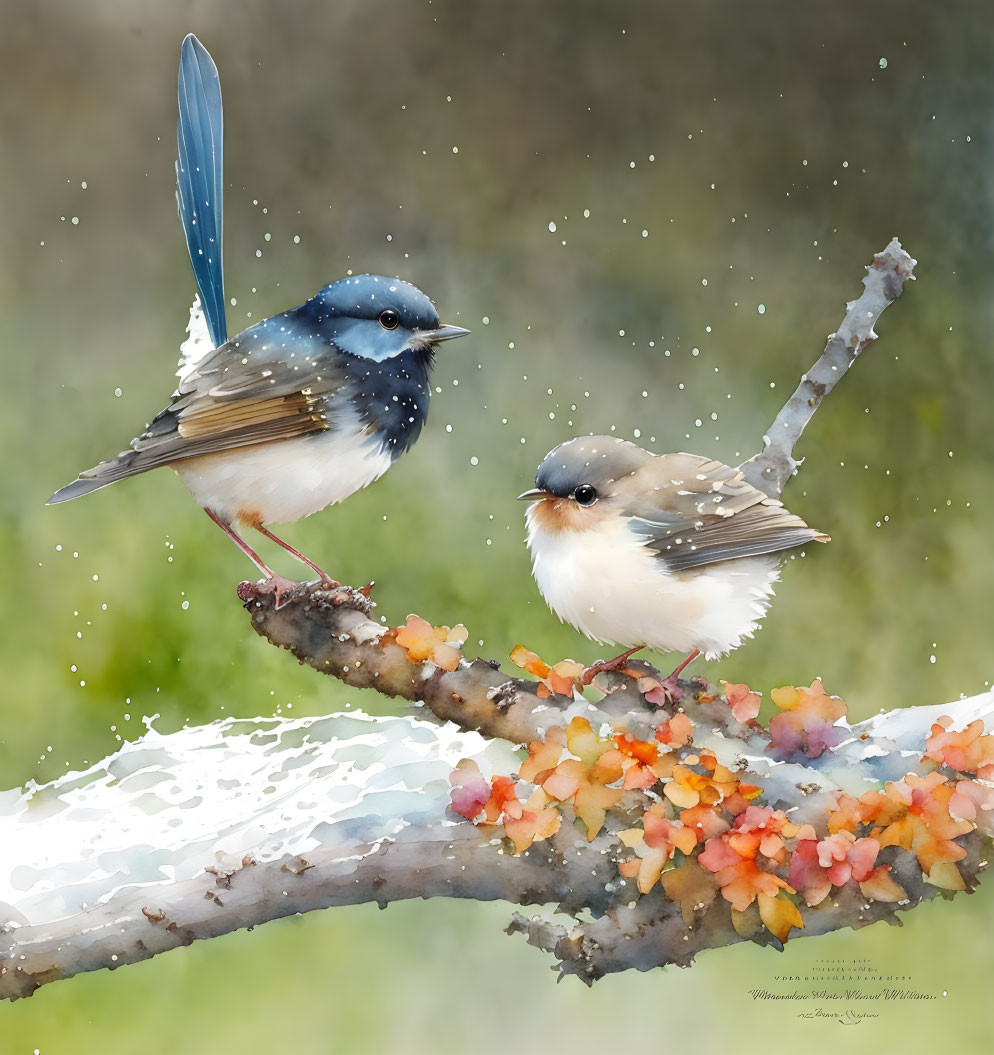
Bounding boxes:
[0,711,519,927]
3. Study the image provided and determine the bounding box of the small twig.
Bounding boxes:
[739,238,917,497]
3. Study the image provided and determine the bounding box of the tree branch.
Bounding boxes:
[739,237,917,497]
[1,688,990,995]
[238,584,576,744]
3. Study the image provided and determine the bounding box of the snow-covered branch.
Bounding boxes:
[1,689,990,995]
[0,713,541,996]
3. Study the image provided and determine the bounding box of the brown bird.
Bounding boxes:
[520,436,829,677]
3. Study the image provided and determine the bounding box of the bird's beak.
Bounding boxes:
[423,323,471,343]
[517,488,553,501]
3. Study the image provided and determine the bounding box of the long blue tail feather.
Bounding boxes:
[176,34,227,348]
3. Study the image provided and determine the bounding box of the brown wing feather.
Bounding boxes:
[47,348,343,504]
[176,392,321,439]
[623,453,830,572]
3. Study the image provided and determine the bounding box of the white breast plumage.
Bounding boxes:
[173,404,393,527]
[525,503,781,660]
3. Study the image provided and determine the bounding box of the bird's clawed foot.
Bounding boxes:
[581,645,645,686]
[641,649,704,705]
[245,573,301,610]
[235,573,304,609]
[237,576,373,616]
[265,573,347,608]
[273,574,304,609]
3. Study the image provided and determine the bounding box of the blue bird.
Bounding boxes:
[48,35,469,601]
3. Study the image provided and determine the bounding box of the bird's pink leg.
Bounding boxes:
[203,509,298,606]
[581,645,645,686]
[668,649,702,680]
[252,524,340,587]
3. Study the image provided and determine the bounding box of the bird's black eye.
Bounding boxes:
[378,309,400,330]
[573,484,598,507]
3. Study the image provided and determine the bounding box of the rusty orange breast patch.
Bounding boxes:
[529,496,609,534]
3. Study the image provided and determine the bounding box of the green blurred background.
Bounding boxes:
[1,1,992,1051]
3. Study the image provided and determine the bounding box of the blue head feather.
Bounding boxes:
[310,274,442,362]
[176,34,227,348]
